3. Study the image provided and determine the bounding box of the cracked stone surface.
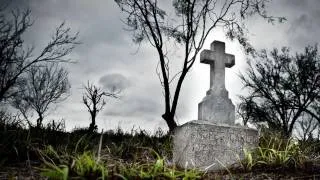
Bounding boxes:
[173,120,259,171]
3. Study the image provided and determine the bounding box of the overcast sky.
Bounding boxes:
[4,0,320,132]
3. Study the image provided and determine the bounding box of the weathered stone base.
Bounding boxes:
[173,120,258,171]
[198,93,235,125]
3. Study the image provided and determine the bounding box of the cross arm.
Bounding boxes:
[200,49,216,64]
[200,50,235,68]
[225,53,235,68]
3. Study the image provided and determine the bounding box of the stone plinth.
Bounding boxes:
[198,93,235,125]
[173,120,258,171]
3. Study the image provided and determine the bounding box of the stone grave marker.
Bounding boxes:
[173,40,258,171]
[198,41,235,125]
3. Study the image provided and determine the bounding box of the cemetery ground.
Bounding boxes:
[0,121,320,180]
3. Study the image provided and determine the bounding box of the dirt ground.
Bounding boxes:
[1,165,320,180]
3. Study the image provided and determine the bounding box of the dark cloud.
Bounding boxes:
[6,0,128,53]
[284,3,320,50]
[3,0,320,131]
[104,95,162,118]
[99,73,131,91]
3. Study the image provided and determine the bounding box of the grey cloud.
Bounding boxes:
[289,14,313,33]
[4,0,320,132]
[286,12,320,49]
[104,96,162,118]
[99,73,131,91]
[283,0,308,8]
[7,0,128,52]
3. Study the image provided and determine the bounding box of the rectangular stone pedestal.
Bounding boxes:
[173,120,258,171]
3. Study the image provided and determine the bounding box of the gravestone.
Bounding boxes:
[173,41,258,171]
[198,41,235,125]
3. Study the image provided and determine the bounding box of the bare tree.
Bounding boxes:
[0,9,78,102]
[0,109,23,131]
[296,114,319,141]
[238,46,320,137]
[115,0,284,131]
[11,93,33,127]
[12,63,70,128]
[82,82,119,131]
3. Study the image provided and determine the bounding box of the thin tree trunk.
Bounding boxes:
[37,113,43,128]
[89,111,96,131]
[162,113,177,132]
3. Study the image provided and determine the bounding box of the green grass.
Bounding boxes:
[39,149,203,179]
[37,142,202,179]
[1,115,320,179]
[240,132,307,171]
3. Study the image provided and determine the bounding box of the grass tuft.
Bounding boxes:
[241,132,306,172]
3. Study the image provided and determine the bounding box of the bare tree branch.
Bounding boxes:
[238,46,320,137]
[115,0,284,131]
[12,63,70,128]
[0,8,79,102]
[82,81,119,131]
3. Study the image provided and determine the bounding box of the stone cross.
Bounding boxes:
[173,40,259,171]
[198,41,235,125]
[200,41,235,96]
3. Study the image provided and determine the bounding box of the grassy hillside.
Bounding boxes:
[1,119,320,179]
